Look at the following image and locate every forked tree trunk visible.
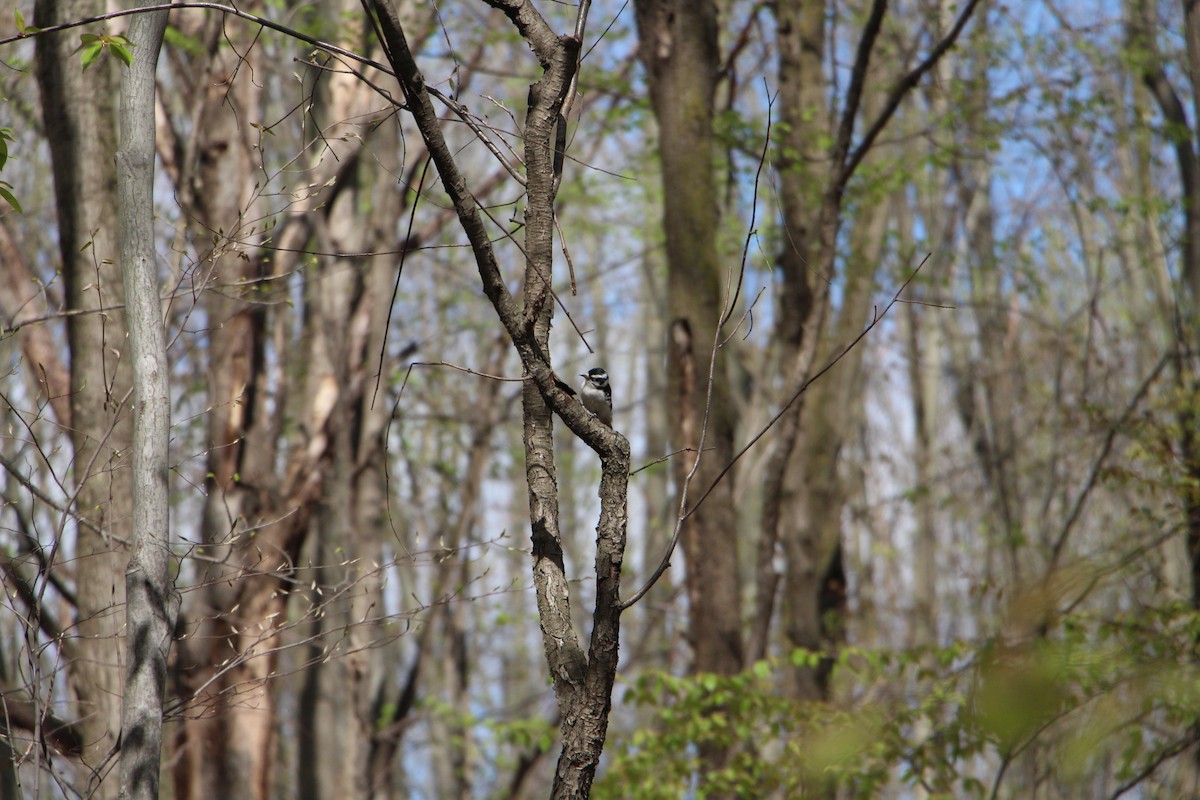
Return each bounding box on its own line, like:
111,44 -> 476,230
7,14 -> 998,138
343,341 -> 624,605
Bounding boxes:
757,0 -> 840,700
760,0 -> 981,705
370,4 -> 632,796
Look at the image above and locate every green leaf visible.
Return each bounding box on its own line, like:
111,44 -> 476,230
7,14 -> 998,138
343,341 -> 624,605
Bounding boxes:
0,184 -> 23,214
110,42 -> 134,67
80,42 -> 104,71
73,33 -> 136,69
13,9 -> 42,35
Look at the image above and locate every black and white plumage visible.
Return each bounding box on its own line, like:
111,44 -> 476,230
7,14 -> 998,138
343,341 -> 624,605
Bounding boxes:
579,367 -> 613,427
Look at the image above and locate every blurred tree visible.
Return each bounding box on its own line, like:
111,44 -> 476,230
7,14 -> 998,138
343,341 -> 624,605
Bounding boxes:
32,2 -> 131,795
633,0 -> 745,681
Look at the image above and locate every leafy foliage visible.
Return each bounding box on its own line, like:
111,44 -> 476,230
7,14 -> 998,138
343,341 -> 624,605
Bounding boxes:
74,32 -> 135,70
0,126 -> 20,213
597,600 -> 1200,799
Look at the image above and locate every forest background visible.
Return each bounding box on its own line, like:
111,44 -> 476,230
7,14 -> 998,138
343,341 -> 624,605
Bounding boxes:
0,0 -> 1198,798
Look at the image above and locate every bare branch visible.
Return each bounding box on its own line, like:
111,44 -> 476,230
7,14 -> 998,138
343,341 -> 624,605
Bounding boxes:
0,3 -> 393,77
831,0 -> 888,179
428,86 -> 528,186
840,0 -> 986,186
1048,353 -> 1170,570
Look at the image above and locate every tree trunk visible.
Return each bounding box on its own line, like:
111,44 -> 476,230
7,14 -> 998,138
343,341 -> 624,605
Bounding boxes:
116,5 -> 173,799
0,220 -> 72,428
292,10 -> 395,797
634,0 -> 745,680
755,0 -> 840,698
170,11 -> 279,798
906,299 -> 941,646
1130,0 -> 1200,770
34,3 -> 132,794
778,199 -> 883,699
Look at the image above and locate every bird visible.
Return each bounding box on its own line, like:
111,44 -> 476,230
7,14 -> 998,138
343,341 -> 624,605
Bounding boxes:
579,367 -> 613,427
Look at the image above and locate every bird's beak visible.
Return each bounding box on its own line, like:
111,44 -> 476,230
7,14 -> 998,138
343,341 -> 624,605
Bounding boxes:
579,373 -> 587,379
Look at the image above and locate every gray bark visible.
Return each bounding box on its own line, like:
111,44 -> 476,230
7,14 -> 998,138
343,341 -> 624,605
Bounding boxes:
116,5 -> 173,800
34,3 -> 132,794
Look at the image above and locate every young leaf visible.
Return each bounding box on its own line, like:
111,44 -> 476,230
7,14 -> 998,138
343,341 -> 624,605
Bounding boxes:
111,42 -> 134,67
80,41 -> 104,71
0,183 -> 23,214
12,10 -> 39,35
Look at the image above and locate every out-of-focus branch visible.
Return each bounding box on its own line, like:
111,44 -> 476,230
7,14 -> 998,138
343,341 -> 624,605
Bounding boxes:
839,0 -> 985,189
0,555 -> 67,645
0,691 -> 84,757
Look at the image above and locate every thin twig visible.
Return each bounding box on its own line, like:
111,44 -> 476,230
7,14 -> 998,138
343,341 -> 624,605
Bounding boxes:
684,254 -> 930,523
392,359 -> 530,439
1108,731 -> 1200,799
1048,352 -> 1170,570
629,446 -> 710,477
553,212 -> 578,295
0,3 -> 393,76
472,194 -> 594,353
373,155 -> 432,410
720,84 -> 775,328
428,86 -> 527,187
